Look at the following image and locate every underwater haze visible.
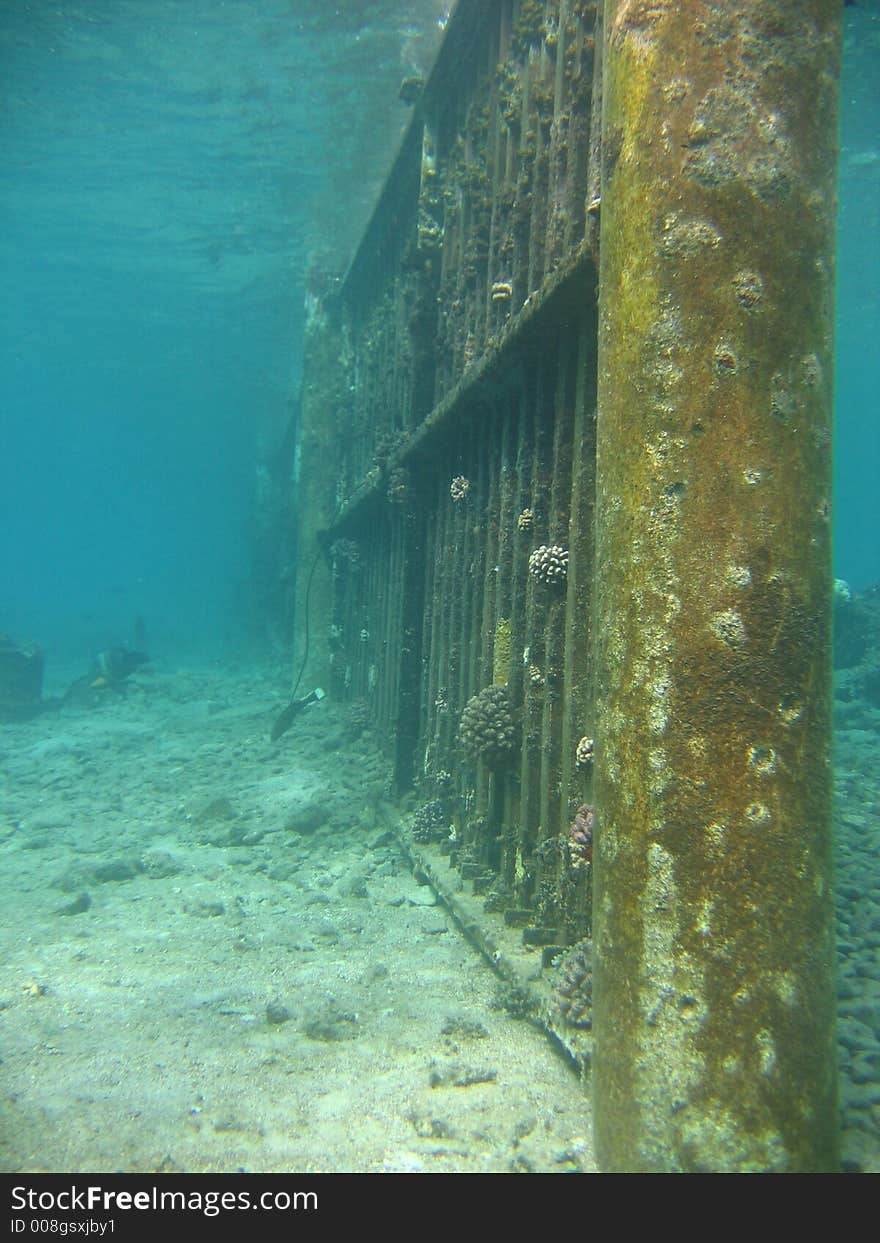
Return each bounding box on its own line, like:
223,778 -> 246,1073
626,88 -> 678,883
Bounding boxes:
0,0 -> 448,667
0,2 -> 877,664
836,2 -> 880,591
0,0 -> 878,1180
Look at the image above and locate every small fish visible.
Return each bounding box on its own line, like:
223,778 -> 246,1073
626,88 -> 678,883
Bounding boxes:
63,647 -> 150,704
270,687 -> 325,742
92,646 -> 149,684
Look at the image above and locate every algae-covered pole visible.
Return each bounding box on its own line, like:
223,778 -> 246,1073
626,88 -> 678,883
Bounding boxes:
592,0 -> 842,1171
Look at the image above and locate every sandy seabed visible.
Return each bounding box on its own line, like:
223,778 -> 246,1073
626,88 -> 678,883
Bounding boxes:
3,654 -> 879,1174
0,661 -> 595,1174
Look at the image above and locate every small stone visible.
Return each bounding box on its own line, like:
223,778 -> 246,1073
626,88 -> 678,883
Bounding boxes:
92,859 -> 139,883
183,897 -> 226,918
58,891 -> 91,916
284,798 -> 328,835
195,796 -> 236,823
140,849 -> 182,879
411,1115 -> 453,1139
428,1060 -> 497,1088
440,1017 -> 489,1042
403,884 -> 437,908
266,1001 -> 292,1025
302,1002 -> 360,1042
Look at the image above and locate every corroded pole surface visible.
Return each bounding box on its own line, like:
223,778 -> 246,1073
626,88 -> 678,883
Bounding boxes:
593,0 -> 841,1171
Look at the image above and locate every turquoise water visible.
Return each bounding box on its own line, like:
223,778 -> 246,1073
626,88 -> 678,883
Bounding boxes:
835,3 -> 880,590
0,0 -> 447,662
0,0 -> 877,1174
1,2 -> 875,646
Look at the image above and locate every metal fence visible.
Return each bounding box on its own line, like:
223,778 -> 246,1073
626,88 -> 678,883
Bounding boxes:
293,0 -> 842,1169
296,1 -> 602,951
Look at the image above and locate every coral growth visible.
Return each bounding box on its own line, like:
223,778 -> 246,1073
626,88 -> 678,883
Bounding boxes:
450,475 -> 470,502
458,684 -> 517,766
492,618 -> 511,685
575,735 -> 594,769
528,544 -> 569,585
552,939 -> 593,1030
411,799 -> 449,844
386,467 -> 408,505
567,804 -> 594,871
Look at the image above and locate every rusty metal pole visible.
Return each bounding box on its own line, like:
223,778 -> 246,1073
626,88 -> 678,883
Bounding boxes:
592,0 -> 842,1171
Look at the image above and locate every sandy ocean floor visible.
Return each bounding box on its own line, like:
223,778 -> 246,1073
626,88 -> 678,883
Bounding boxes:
0,661 -> 595,1174
833,699 -> 880,1173
2,654 -> 879,1173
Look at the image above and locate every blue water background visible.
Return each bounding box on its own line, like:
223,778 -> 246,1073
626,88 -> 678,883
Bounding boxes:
0,0 -> 446,670
836,5 -> 880,592
0,1 -> 876,672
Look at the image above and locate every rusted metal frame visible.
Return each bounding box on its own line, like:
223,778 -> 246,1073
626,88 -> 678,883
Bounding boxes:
510,23 -> 534,311
418,478 -> 441,780
430,470 -> 453,770
463,416 -> 486,719
381,517 -> 398,725
377,518 -> 396,730
492,399 -> 519,876
494,408 -> 517,690
388,290 -> 401,439
555,314 -> 597,939
389,510 -> 407,736
330,250 -> 597,567
385,516 -> 402,729
474,16 -> 501,358
428,469 -> 452,774
460,421 -> 486,854
387,514 -> 405,735
370,525 -> 389,710
550,324 -> 581,821
593,0 -> 840,1171
544,0 -> 571,273
478,426 -> 499,696
562,303 -> 598,810
475,412 -> 505,870
331,535 -> 349,701
343,535 -> 361,702
516,359 -> 551,903
430,99 -> 453,399
446,426 -> 469,766
397,279 -> 413,433
353,537 -> 368,702
342,117 -> 422,303
568,2 -> 597,256
464,102 -> 489,378
536,334 -> 574,894
395,286 -> 408,436
360,529 -> 378,704
437,442 -> 462,807
395,502 -> 429,790
501,368 -> 533,890
526,43 -> 551,296
359,317 -> 377,484
486,47 -> 508,345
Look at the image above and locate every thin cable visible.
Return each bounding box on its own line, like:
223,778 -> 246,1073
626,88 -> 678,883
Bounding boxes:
289,542 -> 321,701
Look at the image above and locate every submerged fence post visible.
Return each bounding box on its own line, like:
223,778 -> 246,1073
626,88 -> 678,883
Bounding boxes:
592,0 -> 842,1171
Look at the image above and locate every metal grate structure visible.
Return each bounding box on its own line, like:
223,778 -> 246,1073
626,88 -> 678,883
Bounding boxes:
290,0 -> 842,1171
296,0 -> 601,946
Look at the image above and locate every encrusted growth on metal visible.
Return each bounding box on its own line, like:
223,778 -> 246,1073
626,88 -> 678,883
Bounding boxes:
593,0 -> 841,1172
290,0 -> 842,1174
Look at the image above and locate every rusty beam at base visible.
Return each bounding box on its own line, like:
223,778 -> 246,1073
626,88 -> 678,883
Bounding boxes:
393,823 -> 592,1081
592,0 -> 841,1171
